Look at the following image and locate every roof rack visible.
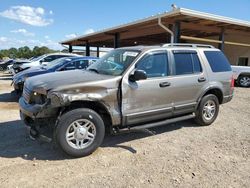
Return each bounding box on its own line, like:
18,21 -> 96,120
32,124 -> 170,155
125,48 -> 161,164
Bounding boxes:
162,43 -> 215,48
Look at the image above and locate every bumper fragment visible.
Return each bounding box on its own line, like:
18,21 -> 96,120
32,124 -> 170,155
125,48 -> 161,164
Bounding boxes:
19,97 -> 43,118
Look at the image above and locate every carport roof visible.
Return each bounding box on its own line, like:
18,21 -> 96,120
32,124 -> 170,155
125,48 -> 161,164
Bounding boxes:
60,8 -> 250,47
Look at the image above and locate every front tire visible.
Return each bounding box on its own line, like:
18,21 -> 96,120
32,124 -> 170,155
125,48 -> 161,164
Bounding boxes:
194,94 -> 219,126
55,108 -> 105,157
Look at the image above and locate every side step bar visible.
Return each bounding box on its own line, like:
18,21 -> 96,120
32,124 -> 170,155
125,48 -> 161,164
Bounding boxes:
116,113 -> 195,134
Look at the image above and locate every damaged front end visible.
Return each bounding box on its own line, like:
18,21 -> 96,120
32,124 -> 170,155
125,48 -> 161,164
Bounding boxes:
19,86 -> 59,141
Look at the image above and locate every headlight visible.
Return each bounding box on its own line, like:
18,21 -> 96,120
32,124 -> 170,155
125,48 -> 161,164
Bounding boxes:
30,92 -> 47,104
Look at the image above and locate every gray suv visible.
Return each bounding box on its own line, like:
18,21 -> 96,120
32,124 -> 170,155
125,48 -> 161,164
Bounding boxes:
19,44 -> 234,157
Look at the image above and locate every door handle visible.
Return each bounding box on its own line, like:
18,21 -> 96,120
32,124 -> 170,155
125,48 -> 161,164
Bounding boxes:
159,82 -> 171,87
198,77 -> 206,82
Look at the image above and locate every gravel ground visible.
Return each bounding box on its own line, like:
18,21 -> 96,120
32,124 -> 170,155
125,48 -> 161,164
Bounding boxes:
0,72 -> 249,188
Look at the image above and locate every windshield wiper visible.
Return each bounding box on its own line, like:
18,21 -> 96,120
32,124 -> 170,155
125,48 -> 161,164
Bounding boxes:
88,68 -> 99,74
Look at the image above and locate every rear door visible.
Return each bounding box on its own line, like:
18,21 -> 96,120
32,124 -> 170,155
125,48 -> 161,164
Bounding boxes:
169,50 -> 208,115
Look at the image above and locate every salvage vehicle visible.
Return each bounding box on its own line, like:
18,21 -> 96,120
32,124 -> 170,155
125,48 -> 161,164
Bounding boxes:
12,56 -> 98,93
18,53 -> 80,72
0,59 -> 14,71
19,44 -> 234,157
11,59 -> 32,74
231,65 -> 250,87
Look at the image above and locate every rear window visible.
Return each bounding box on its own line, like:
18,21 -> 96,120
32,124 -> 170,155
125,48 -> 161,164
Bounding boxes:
204,51 -> 231,72
173,52 -> 202,75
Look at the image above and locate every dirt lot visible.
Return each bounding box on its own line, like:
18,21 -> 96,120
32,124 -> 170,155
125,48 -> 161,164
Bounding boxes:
0,72 -> 249,188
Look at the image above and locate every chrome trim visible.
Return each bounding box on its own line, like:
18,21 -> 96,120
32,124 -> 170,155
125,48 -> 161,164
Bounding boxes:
127,106 -> 172,118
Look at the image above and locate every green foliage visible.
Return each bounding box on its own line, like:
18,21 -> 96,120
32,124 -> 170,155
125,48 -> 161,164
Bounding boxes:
0,46 -> 58,59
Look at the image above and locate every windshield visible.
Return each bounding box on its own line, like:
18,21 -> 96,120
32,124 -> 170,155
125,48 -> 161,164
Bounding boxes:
45,57 -> 71,69
87,49 -> 140,76
31,54 -> 47,62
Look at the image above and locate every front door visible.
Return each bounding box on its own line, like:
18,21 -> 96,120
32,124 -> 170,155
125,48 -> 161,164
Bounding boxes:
121,50 -> 174,125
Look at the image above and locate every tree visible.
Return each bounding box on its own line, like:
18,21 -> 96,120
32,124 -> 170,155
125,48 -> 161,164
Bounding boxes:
8,48 -> 18,59
0,46 -> 57,60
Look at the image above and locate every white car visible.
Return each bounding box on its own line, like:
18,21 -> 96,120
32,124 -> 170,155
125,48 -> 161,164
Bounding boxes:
232,65 -> 250,87
7,64 -> 14,74
19,53 -> 80,71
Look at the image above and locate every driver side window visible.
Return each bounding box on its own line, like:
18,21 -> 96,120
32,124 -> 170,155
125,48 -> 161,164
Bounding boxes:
63,61 -> 76,70
136,52 -> 168,78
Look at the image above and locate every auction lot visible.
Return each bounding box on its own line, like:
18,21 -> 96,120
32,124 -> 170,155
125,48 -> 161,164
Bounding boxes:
0,71 -> 249,188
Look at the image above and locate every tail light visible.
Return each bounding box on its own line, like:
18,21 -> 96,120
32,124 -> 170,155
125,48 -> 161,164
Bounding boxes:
230,76 -> 235,88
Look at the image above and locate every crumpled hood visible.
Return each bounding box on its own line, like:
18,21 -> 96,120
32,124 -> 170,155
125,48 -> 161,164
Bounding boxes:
25,70 -> 120,93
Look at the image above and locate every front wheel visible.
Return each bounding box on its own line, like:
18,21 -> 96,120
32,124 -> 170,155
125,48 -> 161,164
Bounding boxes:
194,94 -> 219,126
55,108 -> 105,157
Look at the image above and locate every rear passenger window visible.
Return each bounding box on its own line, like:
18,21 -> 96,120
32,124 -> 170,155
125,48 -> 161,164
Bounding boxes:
204,51 -> 231,72
192,54 -> 202,73
173,52 -> 202,75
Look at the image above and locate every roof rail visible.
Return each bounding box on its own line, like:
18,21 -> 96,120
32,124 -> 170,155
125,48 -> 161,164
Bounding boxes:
162,43 -> 215,48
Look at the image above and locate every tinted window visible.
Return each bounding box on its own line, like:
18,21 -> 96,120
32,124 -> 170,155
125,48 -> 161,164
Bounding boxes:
173,53 -> 202,75
77,60 -> 89,69
204,51 -> 231,72
43,55 -> 58,62
174,53 -> 193,75
192,54 -> 202,73
136,52 -> 168,78
64,61 -> 76,70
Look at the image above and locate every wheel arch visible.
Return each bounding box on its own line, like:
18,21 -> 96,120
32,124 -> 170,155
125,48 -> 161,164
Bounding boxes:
60,100 -> 113,132
239,72 -> 250,77
198,87 -> 223,105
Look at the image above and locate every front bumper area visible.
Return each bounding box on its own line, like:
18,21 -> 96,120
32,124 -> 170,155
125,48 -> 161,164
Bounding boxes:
19,96 -> 44,119
19,97 -> 57,142
19,96 -> 58,119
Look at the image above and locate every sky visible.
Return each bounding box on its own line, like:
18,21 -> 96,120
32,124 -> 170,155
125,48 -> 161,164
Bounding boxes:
0,0 -> 250,50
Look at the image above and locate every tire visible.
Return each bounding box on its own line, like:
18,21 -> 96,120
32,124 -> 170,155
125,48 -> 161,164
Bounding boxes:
0,66 -> 3,71
55,108 -> 105,157
238,75 -> 250,87
194,94 -> 219,126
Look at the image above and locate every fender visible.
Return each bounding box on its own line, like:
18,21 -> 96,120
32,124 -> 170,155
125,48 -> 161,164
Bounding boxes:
196,85 -> 223,108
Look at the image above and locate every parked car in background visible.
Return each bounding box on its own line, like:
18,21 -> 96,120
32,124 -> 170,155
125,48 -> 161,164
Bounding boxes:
18,53 -> 80,72
232,65 -> 250,87
19,44 -> 234,157
12,59 -> 32,74
13,56 -> 98,92
0,59 -> 14,71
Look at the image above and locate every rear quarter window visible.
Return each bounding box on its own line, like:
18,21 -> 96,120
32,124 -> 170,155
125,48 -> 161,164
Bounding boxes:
204,51 -> 231,72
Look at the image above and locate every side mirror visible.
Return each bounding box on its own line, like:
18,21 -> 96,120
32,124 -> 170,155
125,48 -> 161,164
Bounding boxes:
129,70 -> 147,82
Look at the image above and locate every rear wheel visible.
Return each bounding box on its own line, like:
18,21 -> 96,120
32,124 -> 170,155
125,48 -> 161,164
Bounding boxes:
55,108 -> 105,157
194,94 -> 219,126
238,75 -> 250,87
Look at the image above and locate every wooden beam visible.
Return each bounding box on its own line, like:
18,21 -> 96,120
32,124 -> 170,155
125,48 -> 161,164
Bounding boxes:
181,35 -> 250,47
